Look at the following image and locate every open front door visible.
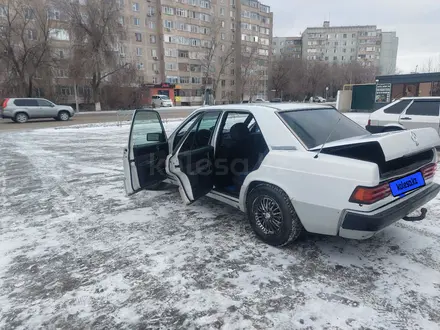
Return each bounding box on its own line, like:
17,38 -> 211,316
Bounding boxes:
168,110 -> 222,204
123,110 -> 169,196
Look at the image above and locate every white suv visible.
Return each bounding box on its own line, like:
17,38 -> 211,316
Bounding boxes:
366,97 -> 440,134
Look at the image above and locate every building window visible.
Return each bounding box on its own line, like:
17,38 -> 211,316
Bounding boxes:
137,62 -> 144,70
333,56 -> 337,61
48,8 -> 61,20
27,29 -> 37,40
151,49 -> 157,57
49,28 -> 69,41
191,77 -> 201,84
150,35 -> 156,43
180,76 -> 190,84
220,7 -> 225,15
135,32 -> 142,42
152,77 -> 158,84
147,20 -> 155,29
132,2 -> 139,11
165,63 -> 177,71
136,47 -> 142,56
133,17 -> 140,25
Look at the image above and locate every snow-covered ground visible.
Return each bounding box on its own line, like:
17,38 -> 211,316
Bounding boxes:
1,113 -> 440,329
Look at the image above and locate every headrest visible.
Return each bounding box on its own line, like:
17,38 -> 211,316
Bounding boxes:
230,123 -> 250,141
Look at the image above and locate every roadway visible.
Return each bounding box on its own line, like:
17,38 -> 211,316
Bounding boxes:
0,107 -> 199,132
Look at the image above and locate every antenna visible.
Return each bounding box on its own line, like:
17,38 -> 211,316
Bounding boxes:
314,117 -> 341,159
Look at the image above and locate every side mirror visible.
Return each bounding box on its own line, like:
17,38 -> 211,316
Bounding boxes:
147,132 -> 163,142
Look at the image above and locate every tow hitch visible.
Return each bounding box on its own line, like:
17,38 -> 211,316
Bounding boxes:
403,208 -> 427,222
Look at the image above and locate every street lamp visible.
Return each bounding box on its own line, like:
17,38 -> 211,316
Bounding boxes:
325,86 -> 329,100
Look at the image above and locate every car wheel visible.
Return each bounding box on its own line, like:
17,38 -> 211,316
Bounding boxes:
14,112 -> 28,123
246,183 -> 303,247
58,111 -> 70,121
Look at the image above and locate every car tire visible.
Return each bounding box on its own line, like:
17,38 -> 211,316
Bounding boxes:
57,111 -> 70,121
246,183 -> 303,247
14,112 -> 28,123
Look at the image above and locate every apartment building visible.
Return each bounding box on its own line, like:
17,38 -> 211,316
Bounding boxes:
301,21 -> 398,75
74,0 -> 273,104
237,0 -> 273,101
272,37 -> 302,59
273,21 -> 398,75
0,0 -> 272,105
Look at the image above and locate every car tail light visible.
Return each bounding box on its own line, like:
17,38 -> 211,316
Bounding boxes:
421,163 -> 437,180
367,119 -> 371,126
349,183 -> 391,205
1,98 -> 9,108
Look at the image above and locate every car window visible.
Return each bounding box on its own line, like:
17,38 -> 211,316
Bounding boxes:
37,99 -> 53,107
173,113 -> 203,151
223,113 -> 249,130
130,111 -> 165,148
279,108 -> 369,149
14,99 -> 38,107
180,111 -> 222,152
383,100 -> 412,114
405,101 -> 440,116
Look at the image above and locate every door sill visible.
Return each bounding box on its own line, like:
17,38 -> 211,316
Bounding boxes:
210,189 -> 240,202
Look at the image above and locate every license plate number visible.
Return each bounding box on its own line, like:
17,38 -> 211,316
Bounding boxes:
389,172 -> 425,197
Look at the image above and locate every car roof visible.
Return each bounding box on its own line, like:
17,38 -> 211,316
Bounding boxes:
399,96 -> 440,100
199,102 -> 334,113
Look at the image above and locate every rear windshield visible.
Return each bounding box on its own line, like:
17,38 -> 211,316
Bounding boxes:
279,108 -> 369,149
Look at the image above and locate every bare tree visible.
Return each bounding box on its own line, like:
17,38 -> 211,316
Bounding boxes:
199,19 -> 235,104
0,0 -> 53,97
270,55 -> 295,99
420,55 -> 440,73
240,46 -> 261,101
61,0 -> 129,110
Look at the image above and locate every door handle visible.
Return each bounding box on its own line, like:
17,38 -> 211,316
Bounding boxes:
400,117 -> 412,120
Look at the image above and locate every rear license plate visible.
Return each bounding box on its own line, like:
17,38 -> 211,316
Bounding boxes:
389,171 -> 425,197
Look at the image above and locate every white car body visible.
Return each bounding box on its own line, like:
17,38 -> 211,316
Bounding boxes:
152,95 -> 173,108
366,96 -> 440,134
123,104 -> 440,246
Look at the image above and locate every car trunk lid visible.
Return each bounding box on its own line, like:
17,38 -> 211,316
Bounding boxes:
310,128 -> 439,180
311,128 -> 440,161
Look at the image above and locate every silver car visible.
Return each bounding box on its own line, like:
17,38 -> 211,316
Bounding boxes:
0,98 -> 75,123
151,95 -> 173,108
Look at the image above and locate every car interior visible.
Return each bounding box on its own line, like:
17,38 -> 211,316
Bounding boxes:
213,112 -> 269,197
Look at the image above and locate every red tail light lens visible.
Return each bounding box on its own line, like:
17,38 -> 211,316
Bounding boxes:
421,163 -> 437,180
349,183 -> 391,204
367,119 -> 371,126
2,98 -> 9,108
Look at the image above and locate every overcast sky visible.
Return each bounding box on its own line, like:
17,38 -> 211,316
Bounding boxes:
265,0 -> 440,73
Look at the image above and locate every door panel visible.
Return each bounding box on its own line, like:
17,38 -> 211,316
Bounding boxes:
177,146 -> 214,200
168,111 -> 222,203
123,110 -> 168,196
399,100 -> 440,132
37,99 -> 56,117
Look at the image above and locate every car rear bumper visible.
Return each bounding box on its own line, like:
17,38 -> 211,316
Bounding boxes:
365,125 -> 384,133
340,183 -> 440,233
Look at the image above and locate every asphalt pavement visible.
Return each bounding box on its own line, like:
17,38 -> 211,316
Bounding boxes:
0,107 -> 198,132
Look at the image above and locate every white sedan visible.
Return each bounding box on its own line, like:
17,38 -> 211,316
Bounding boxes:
123,104 -> 440,246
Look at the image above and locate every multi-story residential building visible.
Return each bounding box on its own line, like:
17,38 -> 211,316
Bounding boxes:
237,0 -> 273,101
0,0 -> 273,106
301,21 -> 398,75
272,37 -> 302,59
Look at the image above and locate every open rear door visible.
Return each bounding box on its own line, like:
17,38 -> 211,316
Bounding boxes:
123,110 -> 169,196
168,111 -> 222,204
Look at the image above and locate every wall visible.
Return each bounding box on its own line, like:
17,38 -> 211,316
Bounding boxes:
336,90 -> 352,112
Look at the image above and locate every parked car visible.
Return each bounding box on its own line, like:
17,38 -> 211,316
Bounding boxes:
366,97 -> 440,134
0,98 -> 75,123
253,98 -> 269,103
314,96 -> 327,103
151,95 -> 173,108
123,104 -> 440,247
